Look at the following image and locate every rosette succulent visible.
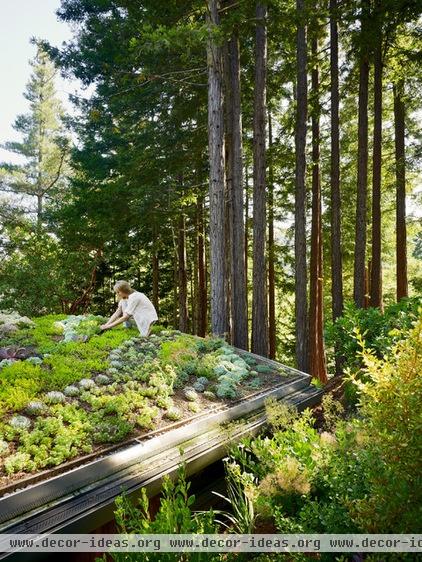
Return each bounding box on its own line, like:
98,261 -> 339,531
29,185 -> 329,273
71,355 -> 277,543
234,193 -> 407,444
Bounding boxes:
26,356 -> 43,366
10,415 -> 31,430
25,401 -> 47,415
79,378 -> 96,390
45,391 -> 66,404
165,407 -> 182,421
0,439 -> 9,457
64,385 -> 80,397
183,387 -> 198,402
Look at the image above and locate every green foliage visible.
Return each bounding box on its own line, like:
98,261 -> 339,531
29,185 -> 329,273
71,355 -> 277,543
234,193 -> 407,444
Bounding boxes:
103,464 -> 218,562
91,415 -> 133,444
325,297 -> 422,371
346,314 -> 422,532
320,394 -> 345,432
210,459 -> 258,534
210,318 -> 422,537
4,404 -> 93,474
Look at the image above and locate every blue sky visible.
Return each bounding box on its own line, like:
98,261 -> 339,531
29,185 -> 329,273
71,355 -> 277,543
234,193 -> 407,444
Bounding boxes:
0,0 -> 78,163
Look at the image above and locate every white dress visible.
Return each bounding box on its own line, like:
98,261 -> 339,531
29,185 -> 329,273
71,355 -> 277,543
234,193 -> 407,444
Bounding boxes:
120,291 -> 158,336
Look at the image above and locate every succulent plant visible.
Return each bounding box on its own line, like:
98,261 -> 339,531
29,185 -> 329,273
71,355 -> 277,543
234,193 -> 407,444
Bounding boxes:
0,439 -> 9,457
64,385 -> 80,397
256,364 -> 272,374
156,396 -> 173,410
203,390 -> 217,401
79,378 -> 96,389
26,356 -> 43,366
247,377 -> 262,389
196,376 -> 209,387
188,402 -> 201,413
0,359 -> 15,369
95,374 -> 110,385
165,407 -> 182,421
0,346 -> 35,361
45,391 -> 66,404
10,415 -> 31,430
110,360 -> 123,368
193,382 -> 205,393
25,401 -> 47,415
184,388 -> 198,402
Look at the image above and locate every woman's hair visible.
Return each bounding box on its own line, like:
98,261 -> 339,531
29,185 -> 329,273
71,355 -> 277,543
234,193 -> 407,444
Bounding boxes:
113,280 -> 133,295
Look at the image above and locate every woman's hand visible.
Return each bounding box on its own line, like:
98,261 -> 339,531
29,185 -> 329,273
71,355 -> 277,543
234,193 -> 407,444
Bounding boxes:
100,323 -> 110,331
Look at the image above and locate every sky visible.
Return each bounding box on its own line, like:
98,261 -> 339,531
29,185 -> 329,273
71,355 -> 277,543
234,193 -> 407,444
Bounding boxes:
0,0 -> 79,164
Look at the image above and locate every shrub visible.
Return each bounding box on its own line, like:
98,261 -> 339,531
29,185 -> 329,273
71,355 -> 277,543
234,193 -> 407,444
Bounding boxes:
325,297 -> 422,371
102,464 -> 218,562
346,314 -> 422,532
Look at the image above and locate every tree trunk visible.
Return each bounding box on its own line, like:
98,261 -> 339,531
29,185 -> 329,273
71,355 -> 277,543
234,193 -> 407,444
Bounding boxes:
245,163 -> 249,294
353,0 -> 370,309
207,0 -> 227,337
295,0 -> 308,372
228,30 -> 248,350
370,2 -> 383,310
192,214 -> 199,334
394,80 -> 408,301
223,38 -> 233,342
197,195 -> 207,336
152,223 -> 159,316
252,2 -> 268,357
329,0 -> 344,375
329,6 -> 342,307
309,34 -> 328,384
178,213 -> 189,332
268,111 -> 276,359
173,255 -> 178,329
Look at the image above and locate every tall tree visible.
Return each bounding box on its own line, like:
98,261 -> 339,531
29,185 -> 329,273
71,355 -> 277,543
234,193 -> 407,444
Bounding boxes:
295,0 -> 308,371
228,27 -> 248,350
207,0 -> 227,336
309,30 -> 327,383
394,79 -> 408,301
353,0 -> 371,308
177,212 -> 189,332
0,43 -> 68,226
370,0 -> 383,309
329,3 -> 343,312
268,111 -> 276,359
252,2 -> 269,357
329,0 -> 344,375
196,194 -> 207,336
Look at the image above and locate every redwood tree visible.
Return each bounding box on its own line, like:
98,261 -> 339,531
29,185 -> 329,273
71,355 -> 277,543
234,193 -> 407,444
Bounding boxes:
353,0 -> 370,309
370,0 -> 383,309
295,0 -> 309,371
207,0 -> 227,336
394,79 -> 408,301
309,30 -> 327,384
252,2 -> 269,356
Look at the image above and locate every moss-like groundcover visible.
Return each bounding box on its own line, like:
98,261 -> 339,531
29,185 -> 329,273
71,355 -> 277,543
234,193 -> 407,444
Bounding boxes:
0,313 -> 288,482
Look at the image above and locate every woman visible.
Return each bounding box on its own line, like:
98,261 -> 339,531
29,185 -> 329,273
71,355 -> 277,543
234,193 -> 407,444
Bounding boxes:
100,281 -> 158,336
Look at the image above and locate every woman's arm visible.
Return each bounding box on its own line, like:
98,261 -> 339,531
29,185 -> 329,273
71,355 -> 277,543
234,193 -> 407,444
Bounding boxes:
101,313 -> 130,330
101,303 -> 123,330
108,303 -> 123,323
